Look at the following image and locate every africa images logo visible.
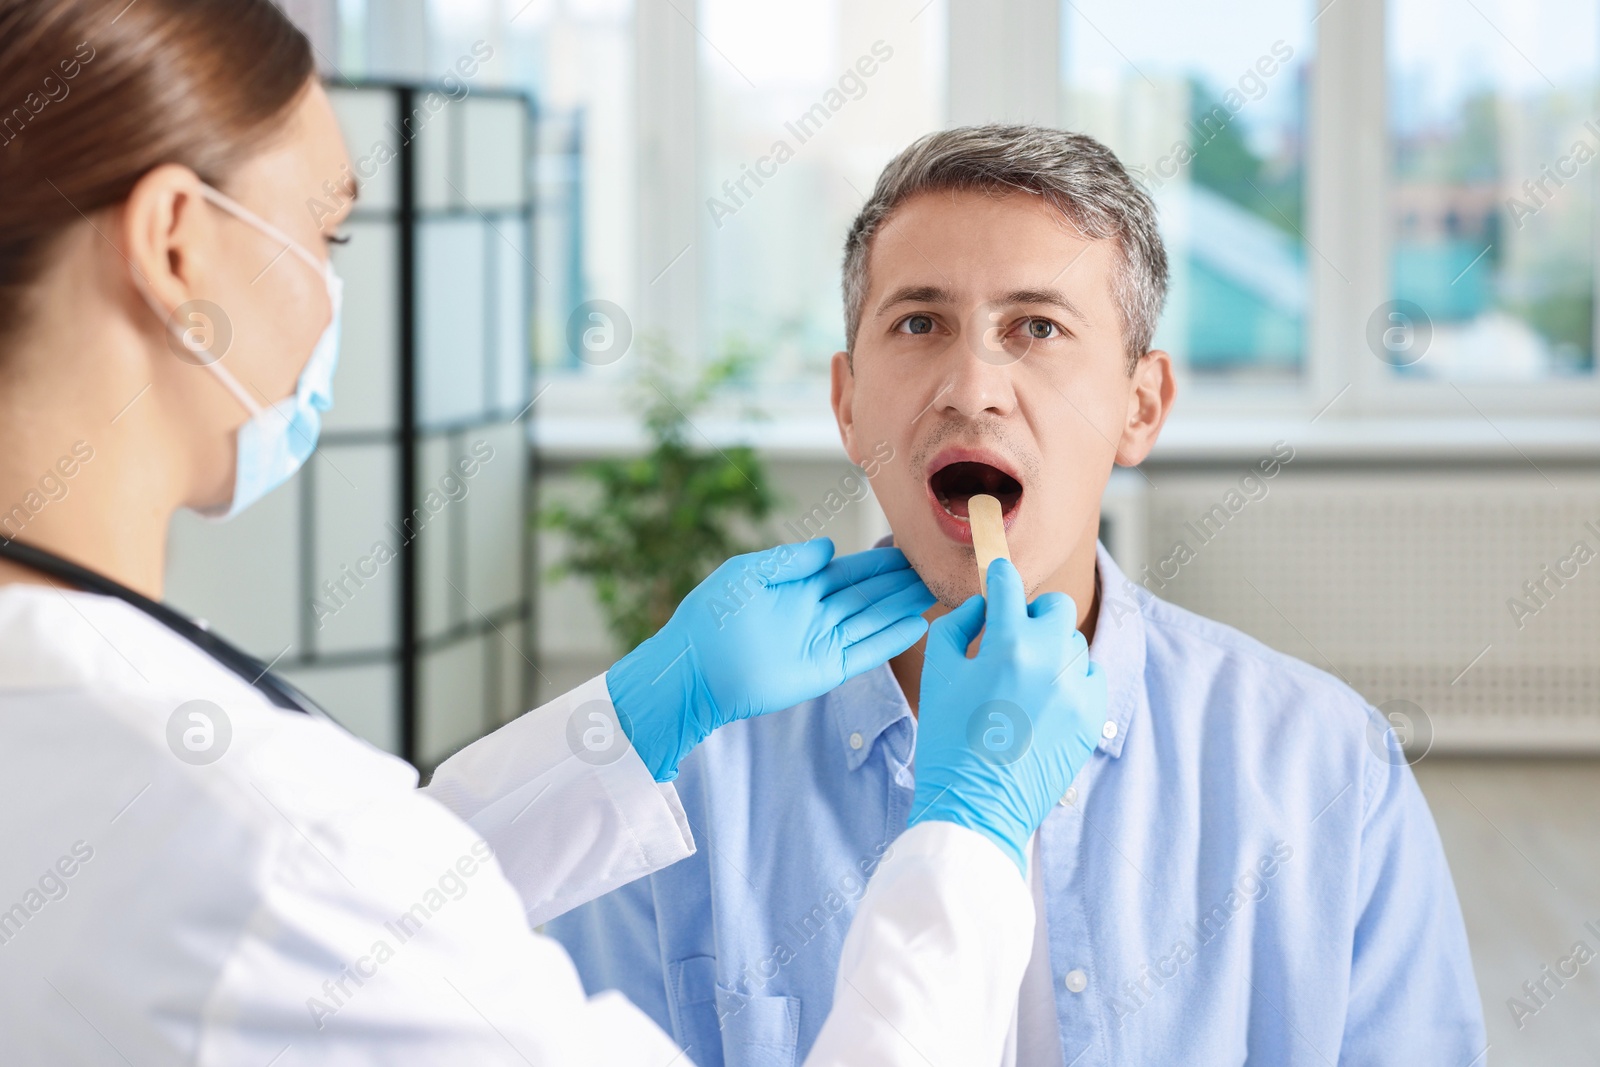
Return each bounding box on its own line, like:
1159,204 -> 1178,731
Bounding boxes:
166,700 -> 232,766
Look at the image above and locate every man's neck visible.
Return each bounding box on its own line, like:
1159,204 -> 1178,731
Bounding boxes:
890,545 -> 1102,716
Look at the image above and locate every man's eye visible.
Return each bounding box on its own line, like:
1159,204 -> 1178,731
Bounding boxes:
325,232 -> 352,246
1025,318 -> 1060,340
897,314 -> 935,335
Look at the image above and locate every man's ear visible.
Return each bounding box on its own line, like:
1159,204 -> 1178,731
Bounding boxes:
830,349 -> 860,462
1115,349 -> 1176,467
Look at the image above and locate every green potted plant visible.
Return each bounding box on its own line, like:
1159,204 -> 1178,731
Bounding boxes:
541,341 -> 775,652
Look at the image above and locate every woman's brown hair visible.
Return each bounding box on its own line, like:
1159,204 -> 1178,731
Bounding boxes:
0,0 -> 314,338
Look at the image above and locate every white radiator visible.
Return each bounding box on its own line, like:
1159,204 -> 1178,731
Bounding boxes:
1105,468 -> 1600,753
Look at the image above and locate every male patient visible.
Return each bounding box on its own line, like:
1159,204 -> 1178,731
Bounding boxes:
547,125 -> 1486,1065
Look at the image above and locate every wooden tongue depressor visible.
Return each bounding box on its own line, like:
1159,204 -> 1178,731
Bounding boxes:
969,493 -> 1010,597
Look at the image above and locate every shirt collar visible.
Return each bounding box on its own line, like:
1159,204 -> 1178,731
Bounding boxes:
835,539 -> 1151,766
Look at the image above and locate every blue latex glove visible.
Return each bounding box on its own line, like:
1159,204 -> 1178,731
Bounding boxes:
608,539 -> 935,781
909,558 -> 1107,875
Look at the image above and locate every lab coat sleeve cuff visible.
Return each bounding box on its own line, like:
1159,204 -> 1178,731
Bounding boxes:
423,674 -> 696,927
805,820 -> 1034,1067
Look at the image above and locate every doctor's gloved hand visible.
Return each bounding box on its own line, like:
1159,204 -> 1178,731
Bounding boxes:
908,558 -> 1107,876
606,539 -> 935,782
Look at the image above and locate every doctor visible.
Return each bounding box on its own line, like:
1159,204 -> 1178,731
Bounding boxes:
0,0 -> 1111,1064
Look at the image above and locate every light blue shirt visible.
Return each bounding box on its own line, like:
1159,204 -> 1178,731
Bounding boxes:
548,544 -> 1486,1065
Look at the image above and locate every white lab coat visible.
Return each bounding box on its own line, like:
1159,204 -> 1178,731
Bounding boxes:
0,583 -> 1034,1065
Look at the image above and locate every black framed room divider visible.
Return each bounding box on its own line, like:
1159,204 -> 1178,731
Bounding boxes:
164,81 -> 538,770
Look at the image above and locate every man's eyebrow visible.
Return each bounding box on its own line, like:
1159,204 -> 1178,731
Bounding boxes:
873,284 -> 1089,324
341,174 -> 360,204
999,288 -> 1088,323
874,284 -> 955,317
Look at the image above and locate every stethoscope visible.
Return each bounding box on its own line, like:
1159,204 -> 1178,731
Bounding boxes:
0,536 -> 329,719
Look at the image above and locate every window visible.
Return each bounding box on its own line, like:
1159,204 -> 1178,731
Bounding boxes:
698,0 -> 947,386
342,0 -> 638,373
336,0 -> 1600,415
1060,0 -> 1314,382
1386,0 -> 1598,380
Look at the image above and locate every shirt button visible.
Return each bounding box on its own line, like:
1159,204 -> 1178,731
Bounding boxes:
1101,721 -> 1118,740
1058,786 -> 1078,807
1064,969 -> 1088,993
849,732 -> 864,750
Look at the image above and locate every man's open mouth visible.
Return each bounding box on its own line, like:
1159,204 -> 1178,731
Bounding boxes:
927,454 -> 1024,522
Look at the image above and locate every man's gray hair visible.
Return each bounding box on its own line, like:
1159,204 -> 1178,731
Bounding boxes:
841,124 -> 1168,371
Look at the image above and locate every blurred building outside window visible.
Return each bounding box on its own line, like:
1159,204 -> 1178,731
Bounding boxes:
1387,0 -> 1597,382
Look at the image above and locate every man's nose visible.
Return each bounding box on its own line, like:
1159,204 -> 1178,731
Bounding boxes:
937,313 -> 1022,420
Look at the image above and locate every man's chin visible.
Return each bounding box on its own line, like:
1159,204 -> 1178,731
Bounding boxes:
924,574 -> 980,608
893,536 -> 981,607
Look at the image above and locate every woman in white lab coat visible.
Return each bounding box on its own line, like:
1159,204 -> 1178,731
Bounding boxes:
0,1 -> 1108,1063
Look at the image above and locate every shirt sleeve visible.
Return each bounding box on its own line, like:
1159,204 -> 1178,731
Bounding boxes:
1339,728 -> 1487,1064
201,764 -> 697,1067
805,821 -> 1035,1067
423,674 -> 696,926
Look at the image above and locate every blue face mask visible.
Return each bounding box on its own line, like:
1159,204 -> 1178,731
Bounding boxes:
138,183 -> 343,520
